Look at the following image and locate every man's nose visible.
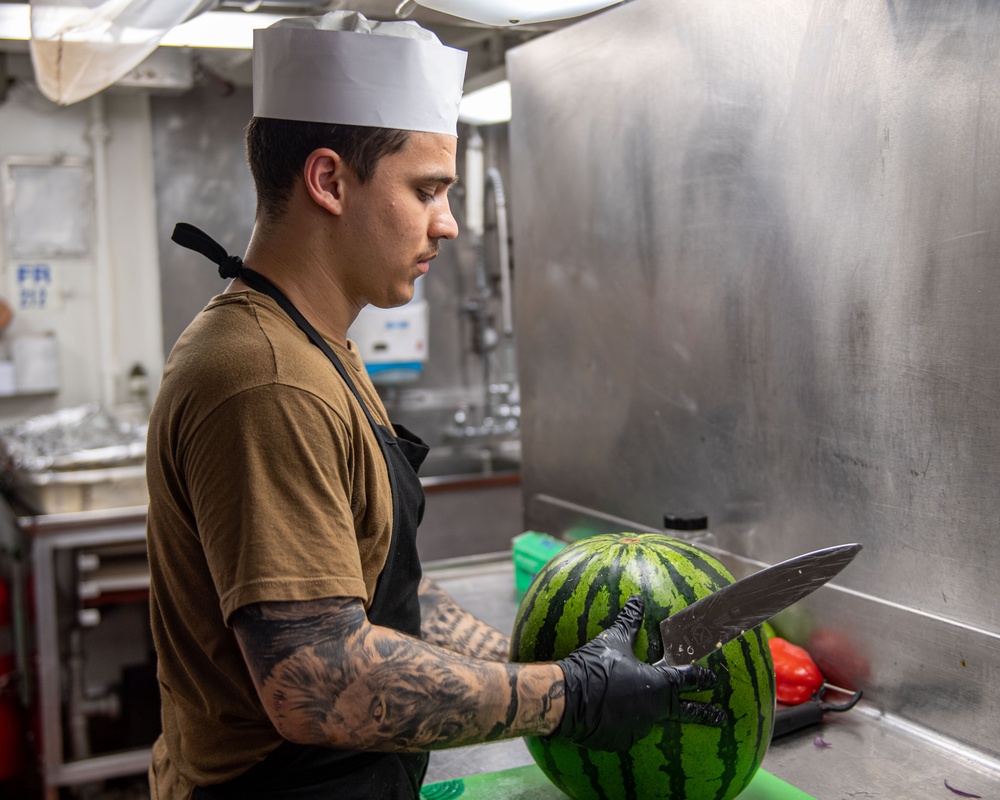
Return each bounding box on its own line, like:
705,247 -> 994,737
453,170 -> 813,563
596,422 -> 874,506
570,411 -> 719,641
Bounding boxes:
431,197 -> 459,241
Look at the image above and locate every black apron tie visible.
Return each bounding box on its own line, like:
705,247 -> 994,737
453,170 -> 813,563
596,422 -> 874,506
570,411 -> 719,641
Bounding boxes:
171,222 -> 245,279
173,223 -> 430,799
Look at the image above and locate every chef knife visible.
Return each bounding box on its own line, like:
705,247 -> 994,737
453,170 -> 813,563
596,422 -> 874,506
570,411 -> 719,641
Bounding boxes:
656,542 -> 862,667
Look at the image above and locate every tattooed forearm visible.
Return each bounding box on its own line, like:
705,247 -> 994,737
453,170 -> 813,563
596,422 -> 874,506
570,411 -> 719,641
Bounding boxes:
232,597 -> 564,752
418,578 -> 511,662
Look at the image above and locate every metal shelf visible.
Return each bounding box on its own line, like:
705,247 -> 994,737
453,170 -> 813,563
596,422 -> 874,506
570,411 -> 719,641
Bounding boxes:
21,506 -> 150,799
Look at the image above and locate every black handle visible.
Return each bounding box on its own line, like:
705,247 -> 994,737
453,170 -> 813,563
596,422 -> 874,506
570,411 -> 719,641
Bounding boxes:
771,686 -> 863,739
772,700 -> 826,738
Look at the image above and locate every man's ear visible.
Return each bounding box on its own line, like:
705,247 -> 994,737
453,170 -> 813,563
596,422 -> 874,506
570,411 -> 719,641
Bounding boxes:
303,148 -> 348,215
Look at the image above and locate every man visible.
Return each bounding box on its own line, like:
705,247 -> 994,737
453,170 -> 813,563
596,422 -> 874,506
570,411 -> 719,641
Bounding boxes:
146,12 -> 726,800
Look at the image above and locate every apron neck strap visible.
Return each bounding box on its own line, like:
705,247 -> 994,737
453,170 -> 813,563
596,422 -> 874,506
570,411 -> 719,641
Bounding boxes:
171,222 -> 245,280
170,222 -> 387,441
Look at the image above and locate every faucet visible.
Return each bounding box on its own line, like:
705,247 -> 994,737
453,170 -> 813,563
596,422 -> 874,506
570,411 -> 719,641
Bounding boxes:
449,127 -> 520,443
448,382 -> 520,441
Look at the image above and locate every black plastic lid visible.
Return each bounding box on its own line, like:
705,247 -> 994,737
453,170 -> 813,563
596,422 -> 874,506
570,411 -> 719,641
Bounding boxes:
663,513 -> 708,531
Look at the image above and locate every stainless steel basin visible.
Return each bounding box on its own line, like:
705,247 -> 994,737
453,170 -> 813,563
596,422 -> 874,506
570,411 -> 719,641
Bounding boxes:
418,451 -> 520,480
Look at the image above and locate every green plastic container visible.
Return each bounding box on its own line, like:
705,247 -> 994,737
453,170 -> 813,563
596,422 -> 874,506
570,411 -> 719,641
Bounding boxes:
512,531 -> 568,598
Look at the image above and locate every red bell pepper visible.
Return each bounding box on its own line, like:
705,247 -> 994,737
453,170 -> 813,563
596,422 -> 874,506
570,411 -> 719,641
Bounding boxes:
769,637 -> 824,705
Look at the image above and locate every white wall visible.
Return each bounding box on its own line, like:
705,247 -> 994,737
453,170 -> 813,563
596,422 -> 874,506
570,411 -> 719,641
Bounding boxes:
0,68 -> 163,428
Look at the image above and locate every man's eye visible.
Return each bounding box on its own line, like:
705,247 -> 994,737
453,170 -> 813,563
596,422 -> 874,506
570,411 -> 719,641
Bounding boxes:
417,189 -> 433,202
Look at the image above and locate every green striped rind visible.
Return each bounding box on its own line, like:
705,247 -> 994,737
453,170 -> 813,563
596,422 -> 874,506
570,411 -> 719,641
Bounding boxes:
511,533 -> 776,800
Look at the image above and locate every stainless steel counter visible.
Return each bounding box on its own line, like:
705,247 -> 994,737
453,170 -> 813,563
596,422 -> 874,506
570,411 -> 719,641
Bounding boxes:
18,509 -> 998,799
425,556 -> 1000,799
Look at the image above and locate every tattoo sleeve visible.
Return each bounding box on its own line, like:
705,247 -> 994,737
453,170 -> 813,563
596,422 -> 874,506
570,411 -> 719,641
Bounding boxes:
417,577 -> 511,662
231,596 -> 565,752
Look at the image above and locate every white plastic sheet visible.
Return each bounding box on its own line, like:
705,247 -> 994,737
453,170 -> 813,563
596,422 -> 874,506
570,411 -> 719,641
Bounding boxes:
29,0 -> 217,105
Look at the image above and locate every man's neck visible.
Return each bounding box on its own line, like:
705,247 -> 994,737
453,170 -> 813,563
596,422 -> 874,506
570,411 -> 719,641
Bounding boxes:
236,220 -> 360,346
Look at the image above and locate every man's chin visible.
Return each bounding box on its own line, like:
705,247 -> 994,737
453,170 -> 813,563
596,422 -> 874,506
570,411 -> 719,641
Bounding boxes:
373,290 -> 415,310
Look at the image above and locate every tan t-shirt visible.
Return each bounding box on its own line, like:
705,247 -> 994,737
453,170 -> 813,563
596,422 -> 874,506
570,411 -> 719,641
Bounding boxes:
146,290 -> 394,799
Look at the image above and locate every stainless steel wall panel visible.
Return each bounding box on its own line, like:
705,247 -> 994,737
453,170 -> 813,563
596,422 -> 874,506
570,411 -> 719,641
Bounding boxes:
509,0 -> 1000,757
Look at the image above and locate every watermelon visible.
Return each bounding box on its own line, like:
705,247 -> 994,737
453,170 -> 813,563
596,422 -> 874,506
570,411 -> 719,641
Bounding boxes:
510,532 -> 775,800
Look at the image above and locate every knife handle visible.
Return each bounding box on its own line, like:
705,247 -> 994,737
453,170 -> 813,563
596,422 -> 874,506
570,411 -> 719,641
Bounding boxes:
771,687 -> 863,739
771,700 -> 826,738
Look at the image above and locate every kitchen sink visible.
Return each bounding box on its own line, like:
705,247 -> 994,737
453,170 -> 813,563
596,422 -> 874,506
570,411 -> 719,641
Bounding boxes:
418,451 -> 520,480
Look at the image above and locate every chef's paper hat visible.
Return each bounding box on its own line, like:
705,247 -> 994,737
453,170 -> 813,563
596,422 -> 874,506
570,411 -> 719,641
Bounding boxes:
253,11 -> 468,136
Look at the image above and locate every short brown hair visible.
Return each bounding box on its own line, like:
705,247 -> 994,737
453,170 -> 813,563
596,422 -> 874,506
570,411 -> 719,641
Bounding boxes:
245,117 -> 410,222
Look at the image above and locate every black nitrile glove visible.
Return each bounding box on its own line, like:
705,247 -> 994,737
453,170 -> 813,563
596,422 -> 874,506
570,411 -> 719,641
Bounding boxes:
555,595 -> 727,751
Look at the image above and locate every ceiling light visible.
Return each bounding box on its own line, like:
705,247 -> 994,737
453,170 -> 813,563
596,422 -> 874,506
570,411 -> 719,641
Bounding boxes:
459,79 -> 510,125
0,4 -> 30,41
413,0 -> 624,26
0,4 -> 286,50
160,10 -> 286,49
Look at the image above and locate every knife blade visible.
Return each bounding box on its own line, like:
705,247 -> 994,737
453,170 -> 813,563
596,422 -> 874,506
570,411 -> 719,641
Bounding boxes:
656,542 -> 862,667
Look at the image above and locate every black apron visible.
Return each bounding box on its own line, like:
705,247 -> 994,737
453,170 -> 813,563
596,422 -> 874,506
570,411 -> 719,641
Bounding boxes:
172,224 -> 430,800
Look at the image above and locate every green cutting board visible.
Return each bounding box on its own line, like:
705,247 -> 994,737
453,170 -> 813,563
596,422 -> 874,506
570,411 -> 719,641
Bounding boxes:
421,763 -> 817,800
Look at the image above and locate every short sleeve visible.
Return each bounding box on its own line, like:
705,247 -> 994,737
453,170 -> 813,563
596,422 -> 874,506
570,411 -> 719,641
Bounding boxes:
183,383 -> 369,622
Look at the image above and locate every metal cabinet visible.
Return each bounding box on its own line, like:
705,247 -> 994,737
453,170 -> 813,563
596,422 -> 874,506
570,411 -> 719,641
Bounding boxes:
22,506 -> 152,800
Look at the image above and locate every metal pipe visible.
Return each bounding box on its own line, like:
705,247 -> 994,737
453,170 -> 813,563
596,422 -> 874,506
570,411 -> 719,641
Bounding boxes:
464,126 -> 495,419
465,127 -> 485,239
87,93 -> 119,408
67,629 -> 90,760
486,166 -> 513,337
485,166 -> 516,386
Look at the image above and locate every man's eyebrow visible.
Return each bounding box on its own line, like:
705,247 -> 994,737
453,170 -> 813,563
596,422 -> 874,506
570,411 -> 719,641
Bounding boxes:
420,172 -> 459,187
